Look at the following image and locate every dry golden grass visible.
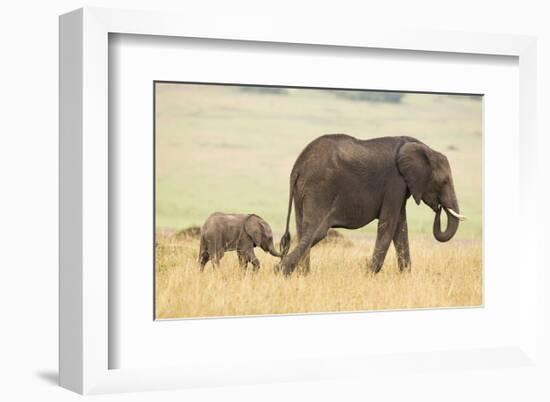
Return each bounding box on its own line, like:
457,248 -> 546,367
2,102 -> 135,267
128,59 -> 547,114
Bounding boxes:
155,232 -> 482,319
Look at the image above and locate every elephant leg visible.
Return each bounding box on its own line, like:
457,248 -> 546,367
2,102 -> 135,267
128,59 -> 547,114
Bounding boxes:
369,207 -> 402,274
237,251 -> 248,270
295,203 -> 311,275
207,235 -> 224,269
198,252 -> 209,271
393,203 -> 411,272
369,222 -> 397,273
248,250 -> 260,272
198,237 -> 210,271
282,207 -> 332,276
211,249 -> 224,269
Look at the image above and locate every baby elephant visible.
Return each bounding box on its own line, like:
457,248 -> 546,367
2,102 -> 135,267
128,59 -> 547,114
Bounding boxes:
198,212 -> 281,271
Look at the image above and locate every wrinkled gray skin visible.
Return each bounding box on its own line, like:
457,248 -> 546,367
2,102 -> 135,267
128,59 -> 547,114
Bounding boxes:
199,212 -> 281,271
279,134 -> 461,276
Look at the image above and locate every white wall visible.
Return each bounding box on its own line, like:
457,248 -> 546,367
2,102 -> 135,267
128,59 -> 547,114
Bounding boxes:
1,1 -> 548,401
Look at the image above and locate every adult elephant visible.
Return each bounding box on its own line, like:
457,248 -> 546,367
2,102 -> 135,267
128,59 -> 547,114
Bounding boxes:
278,134 -> 465,275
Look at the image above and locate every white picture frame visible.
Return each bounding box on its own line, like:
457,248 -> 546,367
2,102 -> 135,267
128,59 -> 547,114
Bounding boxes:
59,7 -> 545,395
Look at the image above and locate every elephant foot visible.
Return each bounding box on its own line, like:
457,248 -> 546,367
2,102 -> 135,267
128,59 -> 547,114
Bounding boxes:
278,258 -> 297,277
398,263 -> 412,273
367,259 -> 382,274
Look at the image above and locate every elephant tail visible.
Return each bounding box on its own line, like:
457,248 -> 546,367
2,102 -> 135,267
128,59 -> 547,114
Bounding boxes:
279,172 -> 298,257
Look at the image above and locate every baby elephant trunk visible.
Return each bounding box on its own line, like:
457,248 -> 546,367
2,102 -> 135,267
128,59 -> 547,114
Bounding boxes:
267,241 -> 282,258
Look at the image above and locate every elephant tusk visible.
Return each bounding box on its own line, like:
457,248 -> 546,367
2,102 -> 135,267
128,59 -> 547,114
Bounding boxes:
446,207 -> 466,221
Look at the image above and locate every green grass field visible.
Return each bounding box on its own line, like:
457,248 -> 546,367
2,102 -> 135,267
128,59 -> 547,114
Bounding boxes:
155,83 -> 482,239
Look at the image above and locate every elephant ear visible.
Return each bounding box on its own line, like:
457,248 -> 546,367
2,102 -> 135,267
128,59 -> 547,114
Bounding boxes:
396,142 -> 434,205
244,214 -> 265,247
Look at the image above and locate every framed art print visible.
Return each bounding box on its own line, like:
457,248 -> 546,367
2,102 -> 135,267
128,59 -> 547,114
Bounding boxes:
59,7 -> 546,396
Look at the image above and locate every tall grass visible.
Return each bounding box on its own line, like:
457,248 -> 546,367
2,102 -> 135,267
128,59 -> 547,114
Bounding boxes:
155,232 -> 482,319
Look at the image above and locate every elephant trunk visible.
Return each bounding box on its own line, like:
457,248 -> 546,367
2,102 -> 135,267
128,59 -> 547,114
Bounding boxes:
433,205 -> 460,242
267,241 -> 282,258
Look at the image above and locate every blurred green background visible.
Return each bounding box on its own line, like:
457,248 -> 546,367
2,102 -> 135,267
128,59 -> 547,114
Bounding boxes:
155,83 -> 482,238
